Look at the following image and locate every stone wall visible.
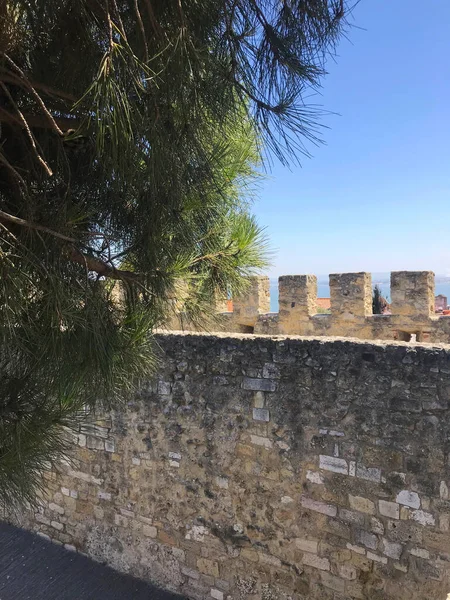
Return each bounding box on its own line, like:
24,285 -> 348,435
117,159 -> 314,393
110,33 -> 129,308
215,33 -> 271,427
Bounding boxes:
19,332 -> 450,600
174,272 -> 450,343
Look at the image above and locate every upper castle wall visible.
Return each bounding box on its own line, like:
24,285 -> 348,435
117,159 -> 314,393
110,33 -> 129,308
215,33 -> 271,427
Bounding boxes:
203,271 -> 450,343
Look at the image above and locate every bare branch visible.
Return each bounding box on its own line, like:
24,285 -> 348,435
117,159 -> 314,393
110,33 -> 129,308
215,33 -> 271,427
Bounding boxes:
0,53 -> 64,136
0,82 -> 53,176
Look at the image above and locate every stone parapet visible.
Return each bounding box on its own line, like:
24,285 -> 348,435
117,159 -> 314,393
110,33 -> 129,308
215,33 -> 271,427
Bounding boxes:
17,332 -> 450,600
167,270 -> 450,343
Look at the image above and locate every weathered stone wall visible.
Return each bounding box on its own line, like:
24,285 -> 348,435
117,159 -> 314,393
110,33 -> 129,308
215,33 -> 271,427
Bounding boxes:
19,332 -> 450,600
173,271 -> 450,343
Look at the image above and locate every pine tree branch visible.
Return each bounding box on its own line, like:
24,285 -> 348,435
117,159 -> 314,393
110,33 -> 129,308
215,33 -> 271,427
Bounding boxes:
0,210 -> 142,282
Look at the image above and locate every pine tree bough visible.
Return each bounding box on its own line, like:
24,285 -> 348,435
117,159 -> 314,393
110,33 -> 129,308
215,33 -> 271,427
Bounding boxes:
0,0 -> 350,504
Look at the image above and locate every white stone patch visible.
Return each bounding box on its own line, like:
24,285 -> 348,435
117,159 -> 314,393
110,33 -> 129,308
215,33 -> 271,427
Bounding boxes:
396,490 -> 420,509
98,491 -> 112,501
382,539 -> 403,559
169,452 -> 181,460
367,552 -> 387,564
319,455 -> 348,475
48,503 -> 64,515
215,476 -> 229,489
169,460 -> 180,468
306,470 -> 324,485
440,481 -> 449,500
410,510 -> 435,526
185,525 -> 209,542
158,381 -> 171,395
410,547 -> 430,559
61,487 -> 70,497
356,465 -> 381,483
132,457 -> 141,465
67,469 -> 103,486
250,435 -> 272,449
346,543 -> 366,555
302,554 -> 330,571
349,461 -> 356,477
276,441 -> 290,451
104,439 -> 115,453
329,430 -> 344,437
211,589 -> 224,600
281,496 -> 294,504
301,496 -> 337,517
295,538 -> 318,553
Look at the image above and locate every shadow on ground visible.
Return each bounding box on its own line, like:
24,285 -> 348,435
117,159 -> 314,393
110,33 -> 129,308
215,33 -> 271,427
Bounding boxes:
0,522 -> 187,600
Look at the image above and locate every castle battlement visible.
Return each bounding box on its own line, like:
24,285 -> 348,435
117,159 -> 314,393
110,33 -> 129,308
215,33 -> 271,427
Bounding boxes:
177,271 -> 450,343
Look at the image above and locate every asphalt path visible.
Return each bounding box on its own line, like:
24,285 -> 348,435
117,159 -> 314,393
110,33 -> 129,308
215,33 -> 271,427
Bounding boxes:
0,522 -> 187,600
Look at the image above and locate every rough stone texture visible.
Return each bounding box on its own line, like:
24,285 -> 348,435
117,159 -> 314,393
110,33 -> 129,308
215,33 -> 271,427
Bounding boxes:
278,275 -> 318,333
171,271 -> 450,344
232,276 -> 270,328
15,332 -> 450,600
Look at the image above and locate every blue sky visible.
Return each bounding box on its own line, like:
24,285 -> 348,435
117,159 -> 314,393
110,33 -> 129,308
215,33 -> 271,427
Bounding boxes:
254,0 -> 450,278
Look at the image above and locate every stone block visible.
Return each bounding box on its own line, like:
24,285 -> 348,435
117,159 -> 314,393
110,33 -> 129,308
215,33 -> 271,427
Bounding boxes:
86,436 -> 104,451
339,509 -> 365,526
410,547 -> 429,559
249,435 -> 272,449
382,539 -> 403,559
210,589 -> 224,600
197,558 -> 219,578
320,571 -> 345,593
252,408 -> 270,422
356,464 -> 381,482
301,496 -> 337,517
302,553 -> 330,571
233,276 -> 270,326
355,530 -> 378,550
337,564 -> 357,581
329,272 -> 372,318
396,490 -> 420,509
379,500 -> 400,519
306,470 -> 324,485
390,271 -> 435,317
278,275 -> 318,329
319,455 -> 348,474
349,495 -> 375,515
366,551 -> 387,564
410,510 -> 435,526
295,538 -> 318,554
104,439 -> 115,453
48,503 -> 64,515
242,378 -> 277,392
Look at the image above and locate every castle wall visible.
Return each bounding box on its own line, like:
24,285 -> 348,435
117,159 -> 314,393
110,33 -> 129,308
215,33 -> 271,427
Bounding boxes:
204,271 -> 450,343
17,332 -> 450,600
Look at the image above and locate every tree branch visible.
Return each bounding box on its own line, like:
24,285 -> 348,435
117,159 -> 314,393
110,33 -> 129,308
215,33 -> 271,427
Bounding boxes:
0,210 -> 142,283
68,248 -> 142,282
0,107 -> 80,132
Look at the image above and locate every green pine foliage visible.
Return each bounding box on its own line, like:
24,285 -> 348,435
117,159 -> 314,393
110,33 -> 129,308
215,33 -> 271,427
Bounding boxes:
0,0 -> 349,504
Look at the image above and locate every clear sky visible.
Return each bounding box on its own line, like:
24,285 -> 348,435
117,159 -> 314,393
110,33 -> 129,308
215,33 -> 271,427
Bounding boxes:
255,0 -> 450,278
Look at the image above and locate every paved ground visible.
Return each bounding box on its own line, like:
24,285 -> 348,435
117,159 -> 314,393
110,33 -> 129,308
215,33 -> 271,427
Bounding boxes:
0,522 -> 187,600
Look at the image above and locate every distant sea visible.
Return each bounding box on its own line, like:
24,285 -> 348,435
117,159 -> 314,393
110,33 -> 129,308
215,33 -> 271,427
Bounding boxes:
268,275 -> 450,313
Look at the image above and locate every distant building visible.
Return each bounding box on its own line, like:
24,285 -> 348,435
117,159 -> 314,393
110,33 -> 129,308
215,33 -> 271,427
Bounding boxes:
435,294 -> 448,312
316,298 -> 331,311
